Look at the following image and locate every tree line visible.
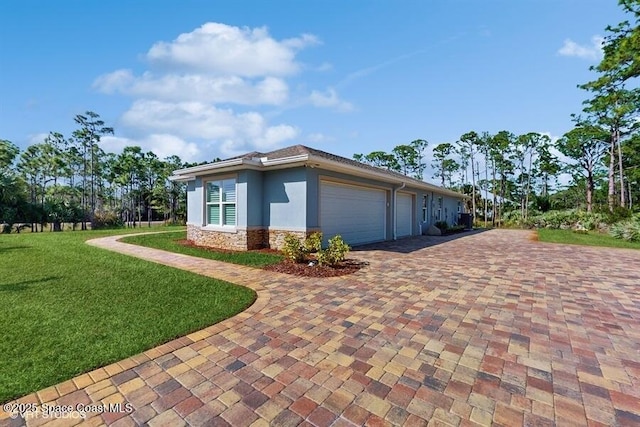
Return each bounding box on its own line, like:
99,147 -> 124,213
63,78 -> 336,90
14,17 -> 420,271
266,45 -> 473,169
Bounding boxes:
0,111 -> 200,233
354,0 -> 639,224
355,131 -> 560,227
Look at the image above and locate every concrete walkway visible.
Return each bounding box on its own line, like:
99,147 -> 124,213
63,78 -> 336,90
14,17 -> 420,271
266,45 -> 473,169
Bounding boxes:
2,229 -> 640,426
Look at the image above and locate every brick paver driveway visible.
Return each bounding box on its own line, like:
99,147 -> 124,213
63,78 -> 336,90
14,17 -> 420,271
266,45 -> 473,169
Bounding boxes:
3,229 -> 639,426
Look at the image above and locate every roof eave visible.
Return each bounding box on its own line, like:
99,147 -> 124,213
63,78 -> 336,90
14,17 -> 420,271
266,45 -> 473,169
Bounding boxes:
171,151 -> 467,198
307,155 -> 468,198
172,158 -> 263,177
168,174 -> 195,182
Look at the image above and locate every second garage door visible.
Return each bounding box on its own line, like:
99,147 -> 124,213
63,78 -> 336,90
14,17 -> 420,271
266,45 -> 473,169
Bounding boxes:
396,193 -> 413,238
320,181 -> 386,246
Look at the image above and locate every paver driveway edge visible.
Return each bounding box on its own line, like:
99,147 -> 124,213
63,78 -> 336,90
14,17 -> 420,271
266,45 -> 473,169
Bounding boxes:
2,229 -> 639,427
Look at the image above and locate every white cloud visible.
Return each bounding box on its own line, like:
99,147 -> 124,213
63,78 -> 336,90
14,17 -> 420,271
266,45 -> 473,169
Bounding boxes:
93,69 -> 135,94
316,62 -> 333,72
120,100 -> 298,157
92,22 -> 349,161
94,71 -> 288,105
146,22 -> 318,76
28,133 -> 49,145
557,35 -> 604,61
100,134 -> 202,163
309,88 -> 353,112
306,132 -> 332,143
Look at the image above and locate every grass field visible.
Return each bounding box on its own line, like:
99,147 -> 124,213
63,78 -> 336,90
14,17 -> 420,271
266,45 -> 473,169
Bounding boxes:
537,228 -> 640,249
120,231 -> 284,267
0,227 -> 256,403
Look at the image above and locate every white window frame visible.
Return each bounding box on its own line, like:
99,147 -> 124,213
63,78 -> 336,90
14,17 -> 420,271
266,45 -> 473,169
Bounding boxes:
205,178 -> 237,227
422,195 -> 428,222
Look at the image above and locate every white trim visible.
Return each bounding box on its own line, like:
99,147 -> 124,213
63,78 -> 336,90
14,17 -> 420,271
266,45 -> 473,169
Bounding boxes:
262,154 -> 309,167
169,174 -> 195,182
266,226 -> 309,232
392,183 -> 406,240
200,225 -> 238,234
203,176 -> 237,228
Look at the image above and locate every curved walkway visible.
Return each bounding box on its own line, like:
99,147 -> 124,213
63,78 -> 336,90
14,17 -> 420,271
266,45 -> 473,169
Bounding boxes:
2,229 -> 640,426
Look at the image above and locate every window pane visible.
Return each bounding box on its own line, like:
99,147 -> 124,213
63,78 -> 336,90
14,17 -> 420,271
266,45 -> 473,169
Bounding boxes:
223,204 -> 236,226
207,182 -> 220,203
222,179 -> 236,202
208,204 -> 220,225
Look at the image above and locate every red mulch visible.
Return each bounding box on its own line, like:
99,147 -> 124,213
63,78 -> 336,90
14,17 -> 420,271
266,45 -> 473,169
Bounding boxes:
177,239 -> 365,277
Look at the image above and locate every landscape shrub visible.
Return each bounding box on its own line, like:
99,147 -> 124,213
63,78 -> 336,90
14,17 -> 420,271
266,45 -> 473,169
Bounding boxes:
282,233 -> 306,263
283,232 -> 350,266
92,211 -> 124,229
317,235 -> 350,266
304,232 -> 322,254
525,209 -> 607,231
609,217 -> 640,242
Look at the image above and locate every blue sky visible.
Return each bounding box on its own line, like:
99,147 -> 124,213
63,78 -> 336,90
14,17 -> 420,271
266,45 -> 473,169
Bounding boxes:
0,0 -> 626,181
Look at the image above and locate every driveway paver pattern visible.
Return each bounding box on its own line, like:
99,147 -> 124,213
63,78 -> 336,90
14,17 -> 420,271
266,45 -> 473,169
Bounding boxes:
2,229 -> 639,426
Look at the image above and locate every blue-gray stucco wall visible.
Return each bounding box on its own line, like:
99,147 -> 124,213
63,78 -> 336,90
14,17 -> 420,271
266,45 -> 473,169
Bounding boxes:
241,170 -> 263,227
185,166 -> 465,233
262,168 -> 307,230
186,179 -> 202,225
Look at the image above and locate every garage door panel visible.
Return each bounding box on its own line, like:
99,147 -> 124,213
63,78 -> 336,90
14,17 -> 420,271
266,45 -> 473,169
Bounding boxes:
397,193 -> 412,238
320,182 -> 386,246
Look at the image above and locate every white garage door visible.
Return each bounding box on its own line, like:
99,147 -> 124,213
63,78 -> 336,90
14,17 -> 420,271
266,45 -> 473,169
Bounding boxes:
397,193 -> 413,238
320,181 -> 386,246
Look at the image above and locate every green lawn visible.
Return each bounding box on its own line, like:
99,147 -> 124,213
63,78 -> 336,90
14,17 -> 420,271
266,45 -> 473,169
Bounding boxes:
0,227 -> 256,403
537,228 -> 640,249
120,231 -> 284,267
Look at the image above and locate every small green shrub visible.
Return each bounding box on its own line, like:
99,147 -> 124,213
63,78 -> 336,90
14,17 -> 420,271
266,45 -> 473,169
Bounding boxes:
282,233 -> 305,263
317,235 -> 350,266
304,232 -> 322,253
434,221 -> 448,231
447,225 -> 466,233
283,232 -> 350,266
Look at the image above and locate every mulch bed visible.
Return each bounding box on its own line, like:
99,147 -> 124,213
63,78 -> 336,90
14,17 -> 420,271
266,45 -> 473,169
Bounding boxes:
263,259 -> 367,277
177,239 -> 365,277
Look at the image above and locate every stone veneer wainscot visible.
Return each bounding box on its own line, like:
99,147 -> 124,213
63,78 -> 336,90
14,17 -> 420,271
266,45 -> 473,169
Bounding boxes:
187,225 -> 318,250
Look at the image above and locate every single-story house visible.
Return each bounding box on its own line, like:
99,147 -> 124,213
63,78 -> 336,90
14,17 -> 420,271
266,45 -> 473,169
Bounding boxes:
170,145 -> 468,250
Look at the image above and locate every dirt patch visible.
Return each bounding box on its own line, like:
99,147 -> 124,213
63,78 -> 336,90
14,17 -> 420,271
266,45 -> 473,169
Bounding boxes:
263,259 -> 367,277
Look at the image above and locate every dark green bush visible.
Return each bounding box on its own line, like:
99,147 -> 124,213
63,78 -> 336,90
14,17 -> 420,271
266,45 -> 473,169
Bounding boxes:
434,221 -> 448,231
92,211 -> 124,229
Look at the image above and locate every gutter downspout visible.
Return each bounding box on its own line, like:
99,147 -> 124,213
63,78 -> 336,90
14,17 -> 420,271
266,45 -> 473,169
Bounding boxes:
393,182 -> 406,240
